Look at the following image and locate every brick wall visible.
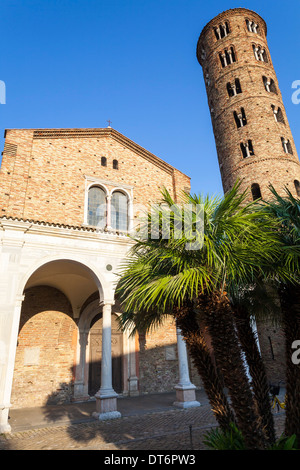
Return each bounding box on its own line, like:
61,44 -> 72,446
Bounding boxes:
137,317 -> 202,394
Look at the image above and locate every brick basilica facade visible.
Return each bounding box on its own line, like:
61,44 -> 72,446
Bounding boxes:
0,8 -> 299,432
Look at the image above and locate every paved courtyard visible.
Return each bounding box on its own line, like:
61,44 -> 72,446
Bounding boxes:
0,389 -> 285,451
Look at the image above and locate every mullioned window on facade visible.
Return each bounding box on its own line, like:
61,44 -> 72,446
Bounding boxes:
219,47 -> 236,68
227,78 -> 242,97
294,180 -> 300,197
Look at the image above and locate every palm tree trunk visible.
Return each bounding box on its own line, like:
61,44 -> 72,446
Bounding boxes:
233,305 -> 276,445
174,304 -> 235,431
199,292 -> 266,450
279,285 -> 300,442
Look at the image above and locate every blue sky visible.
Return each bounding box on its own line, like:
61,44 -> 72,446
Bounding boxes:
0,0 -> 299,196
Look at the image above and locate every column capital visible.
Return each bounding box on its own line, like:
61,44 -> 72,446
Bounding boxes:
100,300 -> 115,307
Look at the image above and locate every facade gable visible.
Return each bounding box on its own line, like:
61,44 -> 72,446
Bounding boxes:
0,128 -> 190,227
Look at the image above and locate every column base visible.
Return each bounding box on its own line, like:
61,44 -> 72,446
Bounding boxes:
128,376 -> 139,396
92,391 -> 121,421
0,405 -> 11,434
173,385 -> 201,409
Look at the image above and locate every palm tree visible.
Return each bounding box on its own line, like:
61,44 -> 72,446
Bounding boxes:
117,184 -> 283,449
262,186 -> 300,442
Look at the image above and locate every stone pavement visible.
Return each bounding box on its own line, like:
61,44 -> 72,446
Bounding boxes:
0,389 -> 285,451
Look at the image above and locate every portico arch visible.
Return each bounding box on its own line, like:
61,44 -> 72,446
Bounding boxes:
17,254 -> 113,311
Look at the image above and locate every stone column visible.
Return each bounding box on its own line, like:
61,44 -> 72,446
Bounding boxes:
106,195 -> 112,230
173,328 -> 200,409
93,302 -> 121,420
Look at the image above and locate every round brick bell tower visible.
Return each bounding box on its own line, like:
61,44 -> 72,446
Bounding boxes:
196,8 -> 300,200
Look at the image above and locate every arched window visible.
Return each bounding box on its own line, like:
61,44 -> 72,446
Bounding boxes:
251,183 -> 262,201
113,159 -> 119,170
219,47 -> 236,68
227,78 -> 242,97
253,45 -> 268,62
111,191 -> 128,231
240,140 -> 254,158
294,180 -> 300,197
246,19 -> 260,34
214,21 -> 230,40
101,156 -> 107,167
87,186 -> 106,228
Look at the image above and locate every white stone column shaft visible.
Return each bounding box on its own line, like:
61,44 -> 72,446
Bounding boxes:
174,328 -> 200,409
0,297 -> 24,433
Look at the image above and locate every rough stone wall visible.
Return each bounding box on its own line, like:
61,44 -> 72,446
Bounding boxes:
197,8 -> 300,200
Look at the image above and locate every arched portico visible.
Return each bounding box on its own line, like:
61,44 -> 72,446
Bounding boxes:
0,255 -> 120,432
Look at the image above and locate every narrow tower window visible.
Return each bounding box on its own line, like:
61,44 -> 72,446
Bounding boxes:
253,45 -> 268,62
219,47 -> 236,68
246,19 -> 259,34
234,108 -> 247,128
111,191 -> 128,231
227,78 -> 242,97
263,77 -> 277,94
214,22 -> 230,40
113,159 -> 119,170
294,180 -> 300,197
271,105 -> 285,124
281,138 -> 293,155
251,183 -> 262,200
240,140 -> 254,158
88,186 -> 106,228
101,156 -> 107,167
